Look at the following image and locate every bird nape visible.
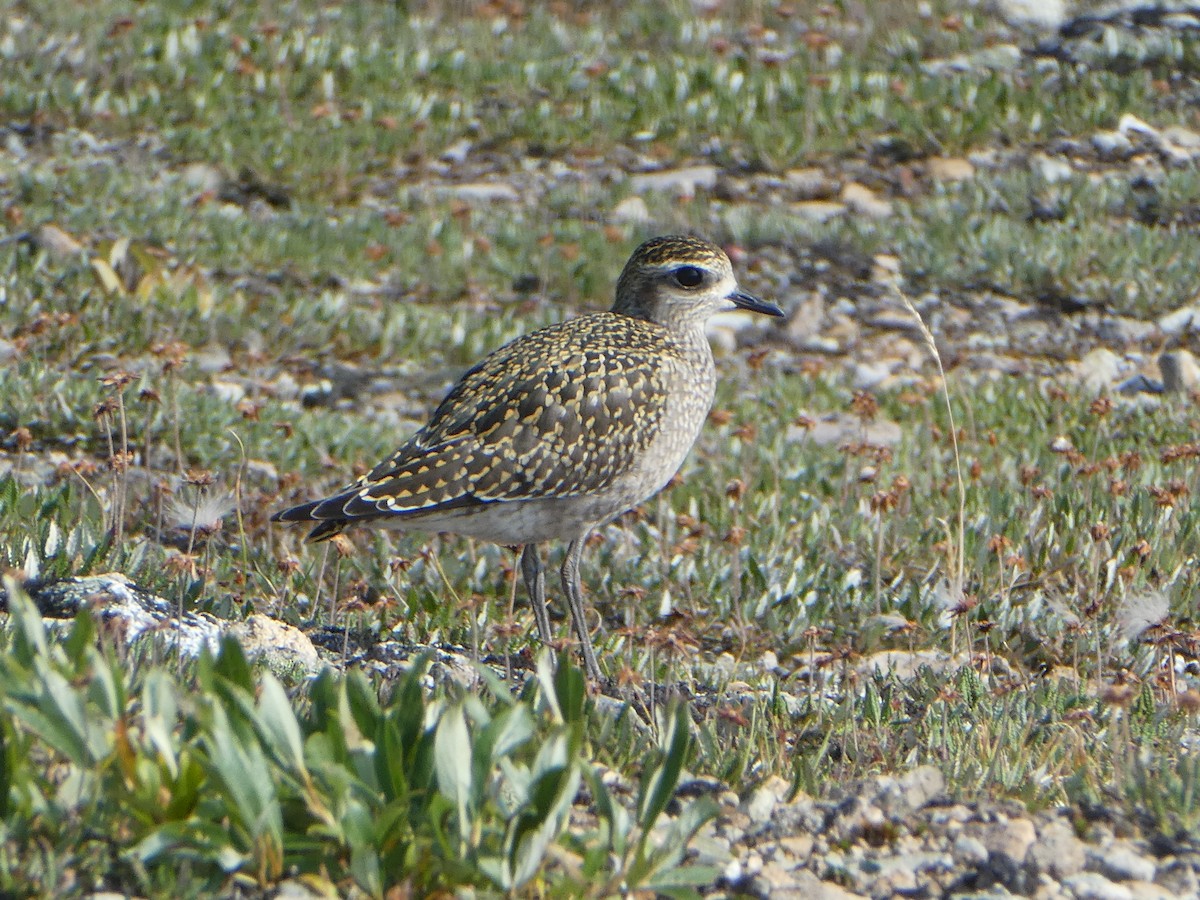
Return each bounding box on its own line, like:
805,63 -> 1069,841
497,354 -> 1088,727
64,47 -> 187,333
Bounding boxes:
272,234 -> 784,682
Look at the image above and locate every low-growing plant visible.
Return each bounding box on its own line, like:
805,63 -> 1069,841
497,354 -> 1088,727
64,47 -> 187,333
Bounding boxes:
0,582 -> 716,896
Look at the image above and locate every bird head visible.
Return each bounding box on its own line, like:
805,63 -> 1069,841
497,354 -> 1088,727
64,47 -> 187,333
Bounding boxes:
612,235 -> 783,326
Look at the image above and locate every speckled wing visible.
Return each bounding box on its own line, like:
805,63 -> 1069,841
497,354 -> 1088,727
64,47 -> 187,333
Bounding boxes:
278,314 -> 673,534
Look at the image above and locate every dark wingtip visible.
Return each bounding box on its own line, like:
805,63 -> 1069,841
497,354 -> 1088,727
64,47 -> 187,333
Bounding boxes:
271,499 -> 320,524
306,519 -> 348,543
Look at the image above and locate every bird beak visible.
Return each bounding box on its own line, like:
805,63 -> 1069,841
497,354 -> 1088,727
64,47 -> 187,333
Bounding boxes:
729,289 -> 784,318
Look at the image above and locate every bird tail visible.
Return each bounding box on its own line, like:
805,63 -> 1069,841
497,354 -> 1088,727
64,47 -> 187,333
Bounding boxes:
271,499 -> 351,543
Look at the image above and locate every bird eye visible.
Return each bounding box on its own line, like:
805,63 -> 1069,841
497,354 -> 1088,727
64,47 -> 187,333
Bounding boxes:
673,265 -> 704,289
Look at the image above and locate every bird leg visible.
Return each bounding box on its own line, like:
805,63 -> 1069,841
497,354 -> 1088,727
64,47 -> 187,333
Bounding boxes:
561,536 -> 602,682
520,544 -> 553,647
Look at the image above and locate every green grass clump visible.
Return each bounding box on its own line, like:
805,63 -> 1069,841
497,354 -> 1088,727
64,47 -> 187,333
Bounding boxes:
0,584 -> 718,896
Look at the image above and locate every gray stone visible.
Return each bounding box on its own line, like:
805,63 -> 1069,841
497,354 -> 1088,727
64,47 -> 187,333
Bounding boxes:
954,834 -> 989,866
34,224 -> 85,258
771,869 -> 867,899
789,413 -> 903,448
630,165 -> 719,197
926,156 -> 975,182
840,182 -> 892,219
443,182 -> 520,202
439,138 -> 471,163
1029,819 -> 1086,880
775,833 -> 814,862
179,161 -> 225,194
832,797 -> 885,842
851,361 -> 896,390
230,614 -> 324,678
893,766 -> 945,814
792,200 -> 846,223
1063,871 -> 1134,900
742,775 -> 790,826
1074,347 -> 1126,392
1126,882 -> 1176,900
610,195 -> 650,224
855,650 -> 964,681
979,815 -> 1037,890
1093,130 -> 1134,158
992,0 -> 1066,29
1156,859 -> 1200,898
1033,153 -> 1074,183
1160,350 -> 1200,393
1162,125 -> 1200,156
1157,306 -> 1200,336
1090,842 -> 1155,883
785,167 -> 836,199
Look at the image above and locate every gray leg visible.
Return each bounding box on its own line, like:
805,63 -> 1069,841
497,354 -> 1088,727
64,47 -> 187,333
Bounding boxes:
520,544 -> 553,647
561,536 -> 602,681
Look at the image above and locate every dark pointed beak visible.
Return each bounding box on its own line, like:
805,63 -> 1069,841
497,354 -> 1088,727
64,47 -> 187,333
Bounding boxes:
730,289 -> 784,318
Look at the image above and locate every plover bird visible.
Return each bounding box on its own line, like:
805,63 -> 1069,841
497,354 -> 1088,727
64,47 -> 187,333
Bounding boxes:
273,235 -> 782,680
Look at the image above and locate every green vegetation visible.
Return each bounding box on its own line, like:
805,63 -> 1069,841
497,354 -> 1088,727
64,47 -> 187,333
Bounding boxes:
2,0 -> 1200,894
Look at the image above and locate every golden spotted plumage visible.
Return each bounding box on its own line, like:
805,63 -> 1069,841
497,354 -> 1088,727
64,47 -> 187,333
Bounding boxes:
273,235 -> 783,679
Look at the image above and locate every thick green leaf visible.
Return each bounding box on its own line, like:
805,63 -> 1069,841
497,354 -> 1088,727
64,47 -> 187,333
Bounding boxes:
434,703 -> 473,845
584,765 -> 630,859
510,759 -> 581,889
0,718 -> 10,819
211,635 -> 253,693
256,673 -> 307,778
142,670 -> 180,779
637,703 -> 691,830
204,704 -> 283,861
553,652 -> 585,725
4,577 -> 48,666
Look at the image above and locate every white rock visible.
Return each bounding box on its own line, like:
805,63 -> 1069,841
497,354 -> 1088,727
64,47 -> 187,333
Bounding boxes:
1092,842 -> 1156,883
230,614 -> 324,677
629,165 -> 719,197
443,182 -> 520,202
792,200 -> 846,222
926,156 -> 975,182
979,816 -> 1037,865
610,195 -> 650,224
1125,881 -> 1177,900
840,182 -> 892,219
954,834 -> 989,866
34,224 -> 85,258
1032,153 -> 1074,183
742,775 -> 789,825
179,162 -> 225,194
855,650 -> 963,680
992,0 -> 1066,29
209,380 -> 246,404
785,166 -> 835,198
1074,347 -> 1126,392
852,361 -> 896,390
1063,872 -> 1134,900
193,344 -> 232,374
1162,125 -> 1200,155
1119,114 -> 1157,141
1093,130 -> 1133,157
1160,350 -> 1200,393
972,44 -> 1022,70
440,139 -> 471,164
1049,434 -> 1075,453
789,412 -> 903,448
1157,305 -> 1200,335
1029,819 -> 1086,878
